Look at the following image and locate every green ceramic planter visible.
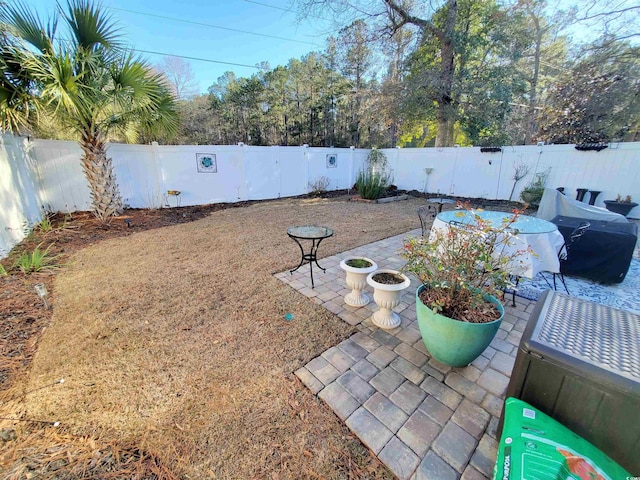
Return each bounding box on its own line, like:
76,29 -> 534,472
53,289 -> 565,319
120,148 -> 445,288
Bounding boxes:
415,286 -> 504,367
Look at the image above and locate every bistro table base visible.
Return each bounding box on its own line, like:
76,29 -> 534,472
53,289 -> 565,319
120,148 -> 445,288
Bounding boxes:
287,225 -> 334,288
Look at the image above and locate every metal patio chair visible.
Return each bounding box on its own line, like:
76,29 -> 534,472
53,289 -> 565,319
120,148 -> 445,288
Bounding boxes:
542,221 -> 591,294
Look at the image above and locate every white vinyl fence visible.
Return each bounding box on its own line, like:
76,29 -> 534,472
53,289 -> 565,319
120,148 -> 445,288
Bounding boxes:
0,135 -> 46,258
2,133 -> 639,258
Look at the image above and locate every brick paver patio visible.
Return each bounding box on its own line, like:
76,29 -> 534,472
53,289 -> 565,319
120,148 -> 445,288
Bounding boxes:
276,229 -> 535,480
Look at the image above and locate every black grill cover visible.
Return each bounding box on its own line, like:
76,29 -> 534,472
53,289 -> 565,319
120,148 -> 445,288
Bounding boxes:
551,215 -> 638,284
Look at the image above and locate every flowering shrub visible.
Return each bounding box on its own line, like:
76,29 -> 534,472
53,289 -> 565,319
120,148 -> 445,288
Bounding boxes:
402,203 -> 530,323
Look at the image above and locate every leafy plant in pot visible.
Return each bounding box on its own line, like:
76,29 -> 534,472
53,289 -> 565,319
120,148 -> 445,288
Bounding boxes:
519,169 -> 549,205
603,194 -> 638,217
339,257 -> 378,307
402,205 -> 525,367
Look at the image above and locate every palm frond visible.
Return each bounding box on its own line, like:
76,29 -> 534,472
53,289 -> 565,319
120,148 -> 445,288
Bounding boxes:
35,52 -> 83,115
136,88 -> 180,140
0,42 -> 39,131
63,0 -> 122,52
0,0 -> 57,53
97,53 -> 178,139
0,84 -> 33,132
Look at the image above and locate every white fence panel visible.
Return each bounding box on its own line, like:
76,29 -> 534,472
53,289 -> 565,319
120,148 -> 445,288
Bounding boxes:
156,145 -> 246,206
277,147 -> 306,198
389,144 -> 640,218
0,135 -> 44,257
109,143 -> 161,209
351,149 -> 371,188
31,139 -> 91,212
386,147 -> 425,192
244,146 -> 280,200
306,147 -> 352,191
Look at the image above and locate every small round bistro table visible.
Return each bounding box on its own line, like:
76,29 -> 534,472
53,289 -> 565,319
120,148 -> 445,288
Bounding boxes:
427,197 -> 456,216
287,225 -> 334,288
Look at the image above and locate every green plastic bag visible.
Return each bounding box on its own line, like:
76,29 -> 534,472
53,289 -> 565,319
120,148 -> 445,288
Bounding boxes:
494,398 -> 631,480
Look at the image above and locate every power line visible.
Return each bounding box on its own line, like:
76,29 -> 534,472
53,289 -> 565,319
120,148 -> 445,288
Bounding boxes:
132,48 -> 264,70
106,6 -> 322,47
58,37 -> 264,70
241,0 -> 328,21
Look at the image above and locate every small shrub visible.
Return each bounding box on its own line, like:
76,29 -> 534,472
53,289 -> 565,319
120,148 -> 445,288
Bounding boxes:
520,184 -> 545,204
355,147 -> 393,199
355,170 -> 389,200
0,264 -> 7,276
13,243 -> 60,274
403,203 -> 526,320
308,176 -> 331,194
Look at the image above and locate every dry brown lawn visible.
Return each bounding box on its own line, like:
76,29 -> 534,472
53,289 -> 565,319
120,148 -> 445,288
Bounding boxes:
5,195 -> 432,479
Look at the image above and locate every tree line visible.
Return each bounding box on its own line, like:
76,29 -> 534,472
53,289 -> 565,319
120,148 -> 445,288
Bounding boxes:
171,0 -> 639,148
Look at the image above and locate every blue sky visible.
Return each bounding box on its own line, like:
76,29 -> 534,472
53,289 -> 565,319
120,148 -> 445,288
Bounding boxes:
23,0 -> 637,95
28,0 -> 337,94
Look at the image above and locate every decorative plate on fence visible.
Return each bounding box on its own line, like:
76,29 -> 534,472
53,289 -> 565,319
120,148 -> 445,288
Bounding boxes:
197,153 -> 217,173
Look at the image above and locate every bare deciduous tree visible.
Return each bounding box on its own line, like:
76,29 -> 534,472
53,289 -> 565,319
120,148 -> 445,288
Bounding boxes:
569,0 -> 640,43
510,161 -> 531,201
156,56 -> 200,100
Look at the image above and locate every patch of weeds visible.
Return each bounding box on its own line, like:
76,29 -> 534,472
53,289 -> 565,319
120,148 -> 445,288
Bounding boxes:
308,176 -> 331,195
13,243 -> 61,274
0,263 -> 7,276
35,215 -> 54,234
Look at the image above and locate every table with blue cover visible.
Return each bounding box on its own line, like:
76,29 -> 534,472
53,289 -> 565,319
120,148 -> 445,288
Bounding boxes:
433,210 -> 565,279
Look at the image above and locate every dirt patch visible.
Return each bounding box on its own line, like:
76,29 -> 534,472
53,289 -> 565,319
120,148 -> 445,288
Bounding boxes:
371,272 -> 406,284
417,288 -> 502,324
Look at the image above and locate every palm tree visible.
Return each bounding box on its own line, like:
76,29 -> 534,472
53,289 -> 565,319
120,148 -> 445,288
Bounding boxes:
0,0 -> 178,222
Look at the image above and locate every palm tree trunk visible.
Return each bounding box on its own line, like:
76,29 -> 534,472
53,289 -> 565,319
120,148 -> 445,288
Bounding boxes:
79,130 -> 123,223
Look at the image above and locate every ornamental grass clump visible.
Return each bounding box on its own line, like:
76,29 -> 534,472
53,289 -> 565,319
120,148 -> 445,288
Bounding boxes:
355,170 -> 389,199
355,147 -> 391,199
402,204 -> 529,323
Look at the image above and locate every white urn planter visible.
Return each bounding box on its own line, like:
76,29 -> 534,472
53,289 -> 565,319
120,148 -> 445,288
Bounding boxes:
339,257 -> 378,307
366,269 -> 411,329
